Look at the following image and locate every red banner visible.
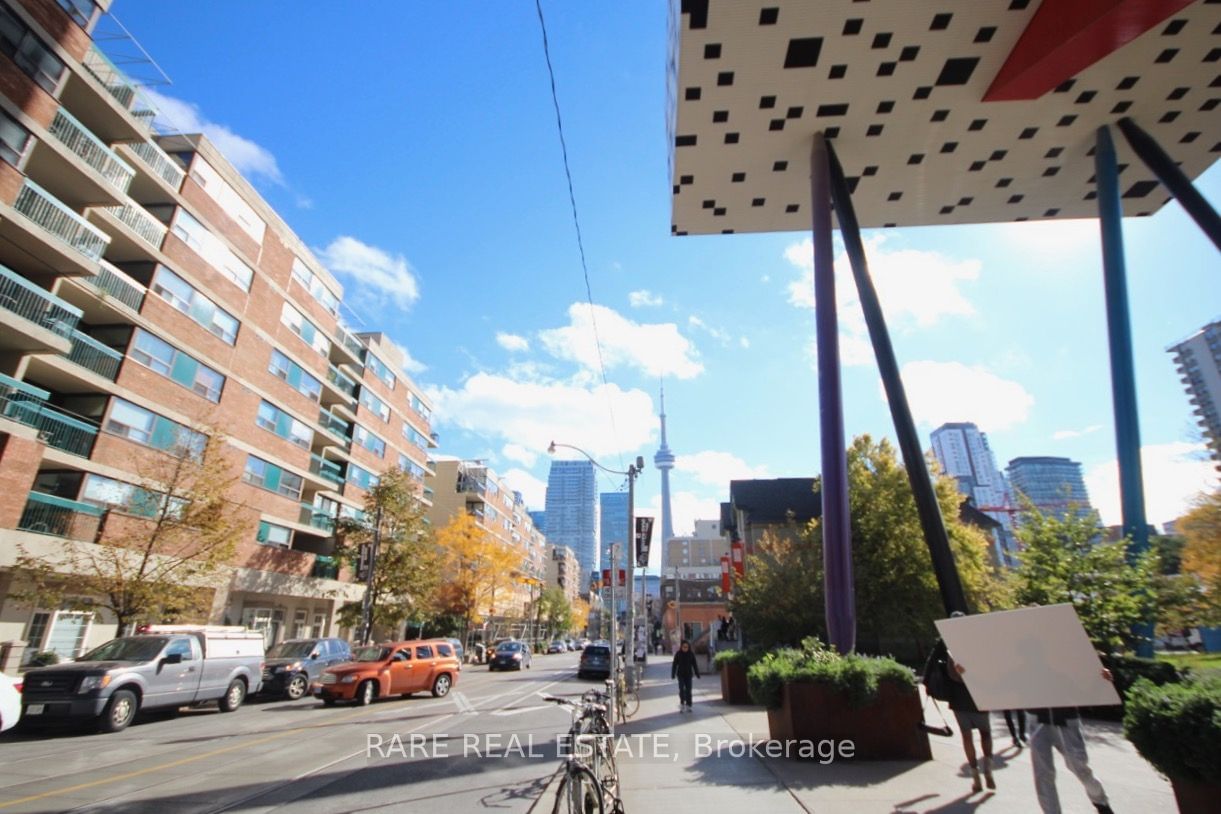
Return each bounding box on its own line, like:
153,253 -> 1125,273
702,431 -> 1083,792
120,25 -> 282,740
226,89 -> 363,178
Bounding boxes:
731,539 -> 744,576
720,555 -> 731,593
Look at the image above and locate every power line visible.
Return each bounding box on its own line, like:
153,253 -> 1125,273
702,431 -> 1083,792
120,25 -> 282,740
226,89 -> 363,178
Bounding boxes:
533,0 -> 622,468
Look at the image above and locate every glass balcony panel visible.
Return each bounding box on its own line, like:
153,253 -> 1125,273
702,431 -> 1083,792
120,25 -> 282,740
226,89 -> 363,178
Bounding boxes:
81,45 -> 136,110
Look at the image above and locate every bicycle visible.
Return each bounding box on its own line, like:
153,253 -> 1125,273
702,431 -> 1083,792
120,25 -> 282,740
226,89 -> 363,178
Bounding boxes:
543,692 -> 622,814
613,659 -> 640,722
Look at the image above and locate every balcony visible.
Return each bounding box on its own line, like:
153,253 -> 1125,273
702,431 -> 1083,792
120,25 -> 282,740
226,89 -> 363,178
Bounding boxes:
0,263 -> 81,352
331,324 -> 365,367
17,492 -> 104,541
104,200 -> 168,250
66,329 -> 123,381
325,363 -> 358,398
13,179 -> 110,262
309,453 -> 344,486
47,108 -> 135,194
0,374 -> 99,458
311,555 -> 340,580
81,45 -> 136,110
318,408 -> 352,442
298,503 -> 336,533
126,140 -> 185,191
87,261 -> 146,312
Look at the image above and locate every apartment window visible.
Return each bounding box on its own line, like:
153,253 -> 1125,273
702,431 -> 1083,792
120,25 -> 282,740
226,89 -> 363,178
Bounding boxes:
268,349 -> 322,402
365,353 -> 395,390
56,0 -> 97,28
256,400 -> 313,449
82,473 -> 183,519
242,454 -> 304,499
352,424 -> 386,458
151,266 -> 239,344
0,5 -> 66,94
129,329 -> 225,402
281,302 -> 329,356
409,392 -> 431,421
402,424 -> 428,450
105,398 -> 205,456
398,454 -> 426,480
290,257 -> 340,316
256,521 -> 291,548
171,208 -> 254,292
357,386 -> 390,423
346,461 -> 378,491
0,108 -> 30,167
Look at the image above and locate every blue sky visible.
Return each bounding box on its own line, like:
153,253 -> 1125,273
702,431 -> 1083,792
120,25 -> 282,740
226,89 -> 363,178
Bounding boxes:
114,2 -> 1218,552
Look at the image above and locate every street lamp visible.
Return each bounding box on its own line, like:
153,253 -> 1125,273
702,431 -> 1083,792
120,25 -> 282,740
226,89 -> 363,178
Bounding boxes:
548,441 -> 645,690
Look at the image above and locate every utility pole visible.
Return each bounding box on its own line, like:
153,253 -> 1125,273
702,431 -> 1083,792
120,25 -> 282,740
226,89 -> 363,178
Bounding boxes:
359,504 -> 383,645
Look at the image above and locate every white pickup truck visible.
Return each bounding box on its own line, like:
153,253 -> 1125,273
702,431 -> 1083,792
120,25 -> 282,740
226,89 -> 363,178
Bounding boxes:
20,625 -> 264,733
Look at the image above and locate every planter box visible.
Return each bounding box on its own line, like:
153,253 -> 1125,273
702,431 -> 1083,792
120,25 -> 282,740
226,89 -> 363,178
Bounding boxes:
1170,776 -> 1221,814
765,680 -> 932,761
720,661 -> 751,705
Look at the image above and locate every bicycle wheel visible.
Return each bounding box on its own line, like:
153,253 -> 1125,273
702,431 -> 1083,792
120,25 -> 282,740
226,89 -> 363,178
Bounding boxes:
553,764 -> 604,814
620,687 -> 640,719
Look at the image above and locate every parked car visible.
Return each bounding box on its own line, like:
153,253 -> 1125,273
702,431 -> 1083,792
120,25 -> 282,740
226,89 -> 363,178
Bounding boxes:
20,625 -> 264,733
576,638 -> 590,650
547,640 -> 567,654
0,672 -> 21,733
565,639 -> 578,651
315,639 -> 458,706
261,638 -> 351,700
489,640 -> 532,671
578,642 -> 612,679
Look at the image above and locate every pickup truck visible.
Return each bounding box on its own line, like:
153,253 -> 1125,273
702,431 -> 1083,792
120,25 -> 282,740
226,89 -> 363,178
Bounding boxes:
20,628 -> 264,733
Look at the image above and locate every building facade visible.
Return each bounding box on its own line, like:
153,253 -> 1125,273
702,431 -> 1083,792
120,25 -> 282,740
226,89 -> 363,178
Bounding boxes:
598,490 -> 629,575
545,544 -> 580,606
0,0 -> 437,662
1006,456 -> 1093,520
425,459 -> 546,617
543,459 -> 596,584
1168,319 -> 1221,468
930,422 -> 1017,565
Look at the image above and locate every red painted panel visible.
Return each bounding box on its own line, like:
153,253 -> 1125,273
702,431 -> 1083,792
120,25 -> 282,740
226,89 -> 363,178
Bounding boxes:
984,0 -> 1195,101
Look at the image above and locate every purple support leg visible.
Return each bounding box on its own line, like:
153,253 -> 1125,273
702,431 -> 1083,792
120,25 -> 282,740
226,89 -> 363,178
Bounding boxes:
811,132 -> 855,654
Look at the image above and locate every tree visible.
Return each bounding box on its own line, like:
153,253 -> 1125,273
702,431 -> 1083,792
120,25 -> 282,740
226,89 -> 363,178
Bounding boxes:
13,430 -> 248,633
569,596 -> 591,634
537,585 -> 575,636
729,528 -> 824,649
1171,488 -> 1221,627
1011,502 -> 1158,652
335,468 -> 440,640
433,512 -> 521,642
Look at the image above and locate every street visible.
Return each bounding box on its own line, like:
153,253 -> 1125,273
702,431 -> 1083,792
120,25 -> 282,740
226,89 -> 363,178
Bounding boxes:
0,651 -> 590,814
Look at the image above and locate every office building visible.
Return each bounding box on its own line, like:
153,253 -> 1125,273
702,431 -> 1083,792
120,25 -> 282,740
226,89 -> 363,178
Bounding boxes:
1006,456 -> 1093,520
528,509 -> 546,534
543,459 -> 597,581
0,0 -> 436,661
1168,319 -> 1221,467
930,422 -> 1017,565
599,490 -> 629,574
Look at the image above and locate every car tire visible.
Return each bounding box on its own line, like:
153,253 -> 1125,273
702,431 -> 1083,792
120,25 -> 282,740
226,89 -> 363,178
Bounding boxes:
218,679 -> 246,713
355,679 -> 375,706
99,689 -> 138,733
431,674 -> 452,698
285,674 -> 309,701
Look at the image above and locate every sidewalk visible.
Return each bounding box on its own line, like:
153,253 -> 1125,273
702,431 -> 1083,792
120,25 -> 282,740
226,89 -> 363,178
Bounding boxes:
611,659 -> 1174,813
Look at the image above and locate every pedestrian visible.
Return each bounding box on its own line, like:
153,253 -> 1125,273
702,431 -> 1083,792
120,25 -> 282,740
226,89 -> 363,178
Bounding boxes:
671,639 -> 700,712
928,637 -> 995,793
1004,709 -> 1028,748
1029,669 -> 1116,814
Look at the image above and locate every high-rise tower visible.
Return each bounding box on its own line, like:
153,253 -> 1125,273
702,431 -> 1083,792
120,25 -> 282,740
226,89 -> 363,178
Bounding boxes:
654,386 -> 676,545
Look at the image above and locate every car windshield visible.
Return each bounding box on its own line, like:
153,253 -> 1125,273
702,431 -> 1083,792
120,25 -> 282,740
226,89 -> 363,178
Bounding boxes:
266,641 -> 315,659
352,646 -> 390,662
78,637 -> 168,662
499,642 -> 521,652
585,646 -> 610,657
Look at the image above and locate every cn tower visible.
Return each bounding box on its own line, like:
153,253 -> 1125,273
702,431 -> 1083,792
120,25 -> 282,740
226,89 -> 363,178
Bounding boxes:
654,385 -> 676,545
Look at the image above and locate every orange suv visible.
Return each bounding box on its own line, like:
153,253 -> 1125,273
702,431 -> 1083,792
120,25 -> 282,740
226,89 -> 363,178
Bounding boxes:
314,639 -> 459,706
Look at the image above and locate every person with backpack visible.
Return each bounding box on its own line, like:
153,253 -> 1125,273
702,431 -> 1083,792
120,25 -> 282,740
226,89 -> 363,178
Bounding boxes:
924,634 -> 994,793
671,639 -> 700,712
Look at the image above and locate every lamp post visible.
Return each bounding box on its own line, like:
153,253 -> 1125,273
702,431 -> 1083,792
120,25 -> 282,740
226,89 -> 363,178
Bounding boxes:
549,441 -> 645,689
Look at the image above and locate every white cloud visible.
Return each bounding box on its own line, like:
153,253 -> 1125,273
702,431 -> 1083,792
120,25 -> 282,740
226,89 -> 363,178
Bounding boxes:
675,451 -> 769,488
496,332 -> 530,353
629,290 -> 664,308
688,315 -> 732,345
899,361 -> 1035,430
538,303 -> 703,380
501,468 -> 547,510
502,443 -> 538,468
994,218 -> 1100,263
426,373 -> 656,460
739,337 -> 750,349
1085,442 -> 1218,528
644,491 -> 723,542
1052,424 -> 1104,441
318,236 -> 420,311
143,89 -> 284,186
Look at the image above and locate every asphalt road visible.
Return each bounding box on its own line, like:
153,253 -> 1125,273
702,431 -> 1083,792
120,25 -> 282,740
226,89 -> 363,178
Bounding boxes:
0,651 -> 592,814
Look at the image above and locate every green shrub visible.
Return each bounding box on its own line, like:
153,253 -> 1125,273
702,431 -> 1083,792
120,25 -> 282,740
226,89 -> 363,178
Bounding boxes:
1083,654 -> 1184,721
713,644 -> 766,669
1123,674 -> 1221,784
745,639 -> 916,709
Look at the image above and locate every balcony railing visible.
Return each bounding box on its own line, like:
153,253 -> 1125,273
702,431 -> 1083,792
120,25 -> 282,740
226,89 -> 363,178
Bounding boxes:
89,260 -> 146,312
309,453 -> 344,485
81,45 -> 136,110
66,329 -> 123,381
128,140 -> 185,190
105,200 -> 167,249
0,263 -> 81,338
18,491 -> 104,541
48,107 -> 135,193
0,374 -> 98,457
326,363 -> 357,398
318,409 -> 352,442
14,179 -> 110,261
334,324 -> 366,362
311,555 -> 339,580
298,503 -> 336,533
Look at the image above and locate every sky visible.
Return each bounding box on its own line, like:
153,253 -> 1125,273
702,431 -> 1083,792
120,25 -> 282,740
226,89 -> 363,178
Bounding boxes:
110,2 -> 1219,567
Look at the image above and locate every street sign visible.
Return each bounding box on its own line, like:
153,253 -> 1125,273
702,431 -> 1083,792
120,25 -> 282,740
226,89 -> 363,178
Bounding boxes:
635,516 -> 654,567
356,542 -> 373,580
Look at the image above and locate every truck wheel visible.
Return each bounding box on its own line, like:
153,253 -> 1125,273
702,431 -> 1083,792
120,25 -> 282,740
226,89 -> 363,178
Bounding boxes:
285,674 -> 309,701
356,679 -> 375,706
431,674 -> 452,698
218,679 -> 246,712
100,689 -> 138,733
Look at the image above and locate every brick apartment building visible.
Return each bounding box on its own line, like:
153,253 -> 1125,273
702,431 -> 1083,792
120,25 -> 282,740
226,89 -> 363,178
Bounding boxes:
0,0 -> 437,663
